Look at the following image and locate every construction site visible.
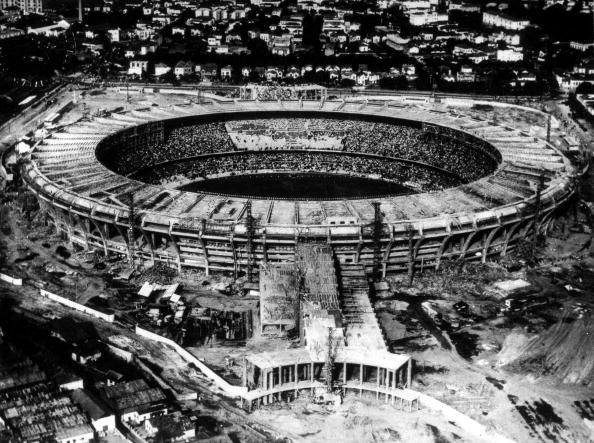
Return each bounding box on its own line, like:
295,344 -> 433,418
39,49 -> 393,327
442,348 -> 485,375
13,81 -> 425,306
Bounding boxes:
1,85 -> 594,443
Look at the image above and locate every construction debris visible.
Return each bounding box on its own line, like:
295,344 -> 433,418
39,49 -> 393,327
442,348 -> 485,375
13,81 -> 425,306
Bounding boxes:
505,315 -> 594,385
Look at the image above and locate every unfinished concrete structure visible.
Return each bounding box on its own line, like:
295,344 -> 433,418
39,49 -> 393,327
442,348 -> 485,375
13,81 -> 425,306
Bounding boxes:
243,243 -> 415,410
23,94 -> 576,276
242,348 -> 414,410
259,263 -> 299,336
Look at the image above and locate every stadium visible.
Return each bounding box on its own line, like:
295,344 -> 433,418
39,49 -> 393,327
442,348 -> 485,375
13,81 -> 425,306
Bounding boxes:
22,91 -> 577,277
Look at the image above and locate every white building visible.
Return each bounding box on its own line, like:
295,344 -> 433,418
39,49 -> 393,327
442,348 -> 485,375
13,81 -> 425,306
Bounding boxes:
570,41 -> 594,52
55,425 -> 94,443
154,63 -> 171,76
221,65 -> 233,79
482,11 -> 529,30
107,29 -> 120,42
0,0 -> 43,13
555,73 -> 593,93
27,20 -> 70,37
128,60 -> 148,76
171,26 -> 185,36
409,12 -> 448,26
497,48 -> 523,62
457,65 -> 477,82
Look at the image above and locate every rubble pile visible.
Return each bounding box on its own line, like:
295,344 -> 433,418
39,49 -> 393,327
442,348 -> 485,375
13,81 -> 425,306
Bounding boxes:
398,262 -> 510,297
133,262 -> 178,285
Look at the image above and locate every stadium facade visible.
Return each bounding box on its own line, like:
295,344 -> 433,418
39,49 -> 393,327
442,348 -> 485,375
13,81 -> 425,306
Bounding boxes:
22,93 -> 576,276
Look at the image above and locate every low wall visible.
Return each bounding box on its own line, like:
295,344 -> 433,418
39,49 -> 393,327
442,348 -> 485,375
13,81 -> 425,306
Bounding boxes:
0,273 -> 22,286
39,289 -> 115,322
106,343 -> 134,363
135,326 -> 247,397
201,91 -> 234,102
417,391 -> 516,443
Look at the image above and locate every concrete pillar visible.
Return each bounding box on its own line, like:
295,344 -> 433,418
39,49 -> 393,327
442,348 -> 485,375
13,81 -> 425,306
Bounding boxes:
391,371 -> 396,405
384,367 -> 389,390
376,366 -> 380,399
407,360 -> 412,388
294,364 -> 298,385
343,362 -> 347,385
360,364 -> 363,385
311,363 -> 314,383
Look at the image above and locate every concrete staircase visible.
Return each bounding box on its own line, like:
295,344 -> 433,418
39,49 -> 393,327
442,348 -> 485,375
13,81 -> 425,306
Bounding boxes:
338,264 -> 387,351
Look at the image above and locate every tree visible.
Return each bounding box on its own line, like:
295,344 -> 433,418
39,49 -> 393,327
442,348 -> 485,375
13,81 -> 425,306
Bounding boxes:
575,82 -> 594,95
379,76 -> 397,89
341,78 -> 355,88
247,38 -> 269,61
313,70 -> 328,84
395,75 -> 409,90
161,70 -> 179,85
248,70 -> 261,83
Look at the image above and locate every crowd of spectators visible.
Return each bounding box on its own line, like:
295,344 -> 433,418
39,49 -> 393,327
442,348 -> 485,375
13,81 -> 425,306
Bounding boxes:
112,122 -> 236,174
227,118 -> 352,138
133,151 -> 461,193
111,117 -> 499,185
340,121 -> 498,182
255,86 -> 296,101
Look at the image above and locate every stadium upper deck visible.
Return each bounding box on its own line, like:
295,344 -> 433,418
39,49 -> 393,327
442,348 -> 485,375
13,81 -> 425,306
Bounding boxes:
22,92 -> 576,275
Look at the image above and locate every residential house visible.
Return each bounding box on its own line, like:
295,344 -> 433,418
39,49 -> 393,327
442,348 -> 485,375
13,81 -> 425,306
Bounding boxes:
128,60 -> 149,76
171,25 -> 185,36
286,66 -> 300,79
174,61 -> 194,78
456,65 -> 477,82
202,63 -> 218,78
265,66 -> 283,81
154,63 -> 171,76
221,65 -> 233,79
98,379 -> 167,425
340,67 -> 356,82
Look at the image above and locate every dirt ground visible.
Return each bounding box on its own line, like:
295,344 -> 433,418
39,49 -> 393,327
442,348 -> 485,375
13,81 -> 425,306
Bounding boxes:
250,394 -> 492,443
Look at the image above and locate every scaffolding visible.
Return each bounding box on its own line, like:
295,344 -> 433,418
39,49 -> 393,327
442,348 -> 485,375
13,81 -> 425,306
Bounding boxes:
246,200 -> 254,282
372,202 -> 382,282
546,114 -> 551,143
127,192 -> 135,269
